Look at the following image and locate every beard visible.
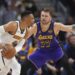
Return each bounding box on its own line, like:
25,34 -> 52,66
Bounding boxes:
41,19 -> 50,25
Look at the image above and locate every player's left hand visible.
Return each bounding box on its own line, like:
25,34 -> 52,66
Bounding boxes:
1,44 -> 16,59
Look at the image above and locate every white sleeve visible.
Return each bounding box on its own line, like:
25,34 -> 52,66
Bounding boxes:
15,39 -> 26,52
0,25 -> 5,34
10,58 -> 21,75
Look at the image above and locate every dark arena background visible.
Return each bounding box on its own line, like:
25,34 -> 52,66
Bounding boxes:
0,0 -> 75,75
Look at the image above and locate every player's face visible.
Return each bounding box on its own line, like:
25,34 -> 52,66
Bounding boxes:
28,14 -> 35,26
23,14 -> 35,27
40,11 -> 51,25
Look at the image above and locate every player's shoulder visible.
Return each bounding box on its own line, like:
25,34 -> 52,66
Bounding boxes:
54,22 -> 61,25
4,21 -> 17,29
5,21 -> 17,26
29,23 -> 37,35
33,23 -> 37,26
54,22 -> 63,28
32,23 -> 37,29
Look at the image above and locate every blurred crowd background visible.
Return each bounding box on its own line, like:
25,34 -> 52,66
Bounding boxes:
0,0 -> 75,75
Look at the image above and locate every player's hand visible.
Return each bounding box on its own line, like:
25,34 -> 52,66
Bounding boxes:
2,44 -> 13,53
68,58 -> 75,64
12,41 -> 18,47
1,44 -> 16,59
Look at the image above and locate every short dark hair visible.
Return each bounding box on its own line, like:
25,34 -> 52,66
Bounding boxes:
21,10 -> 32,19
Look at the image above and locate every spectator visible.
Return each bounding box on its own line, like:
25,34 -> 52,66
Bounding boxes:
64,32 -> 75,70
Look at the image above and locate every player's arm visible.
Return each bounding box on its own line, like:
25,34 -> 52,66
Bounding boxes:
24,23 -> 37,40
0,21 -> 16,34
46,63 -> 57,72
0,43 -> 3,49
12,23 -> 37,47
0,43 -> 7,49
3,21 -> 17,34
11,23 -> 37,45
54,22 -> 75,33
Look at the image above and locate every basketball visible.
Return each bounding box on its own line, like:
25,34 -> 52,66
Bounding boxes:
2,44 -> 16,59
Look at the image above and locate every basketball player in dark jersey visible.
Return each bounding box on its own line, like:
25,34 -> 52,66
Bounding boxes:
20,8 -> 75,75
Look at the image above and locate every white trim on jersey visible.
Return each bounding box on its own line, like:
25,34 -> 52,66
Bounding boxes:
0,25 -> 5,34
0,21 -> 27,75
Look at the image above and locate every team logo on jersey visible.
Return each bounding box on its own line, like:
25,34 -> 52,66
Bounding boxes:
38,35 -> 53,40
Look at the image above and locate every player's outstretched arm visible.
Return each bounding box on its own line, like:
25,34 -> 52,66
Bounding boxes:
54,22 -> 75,33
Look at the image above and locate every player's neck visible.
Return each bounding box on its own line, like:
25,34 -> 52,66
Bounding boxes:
40,22 -> 51,32
19,21 -> 26,33
19,21 -> 26,30
41,22 -> 51,27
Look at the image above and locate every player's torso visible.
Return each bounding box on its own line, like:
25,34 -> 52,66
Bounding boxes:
0,21 -> 26,44
35,20 -> 60,50
15,21 -> 26,37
